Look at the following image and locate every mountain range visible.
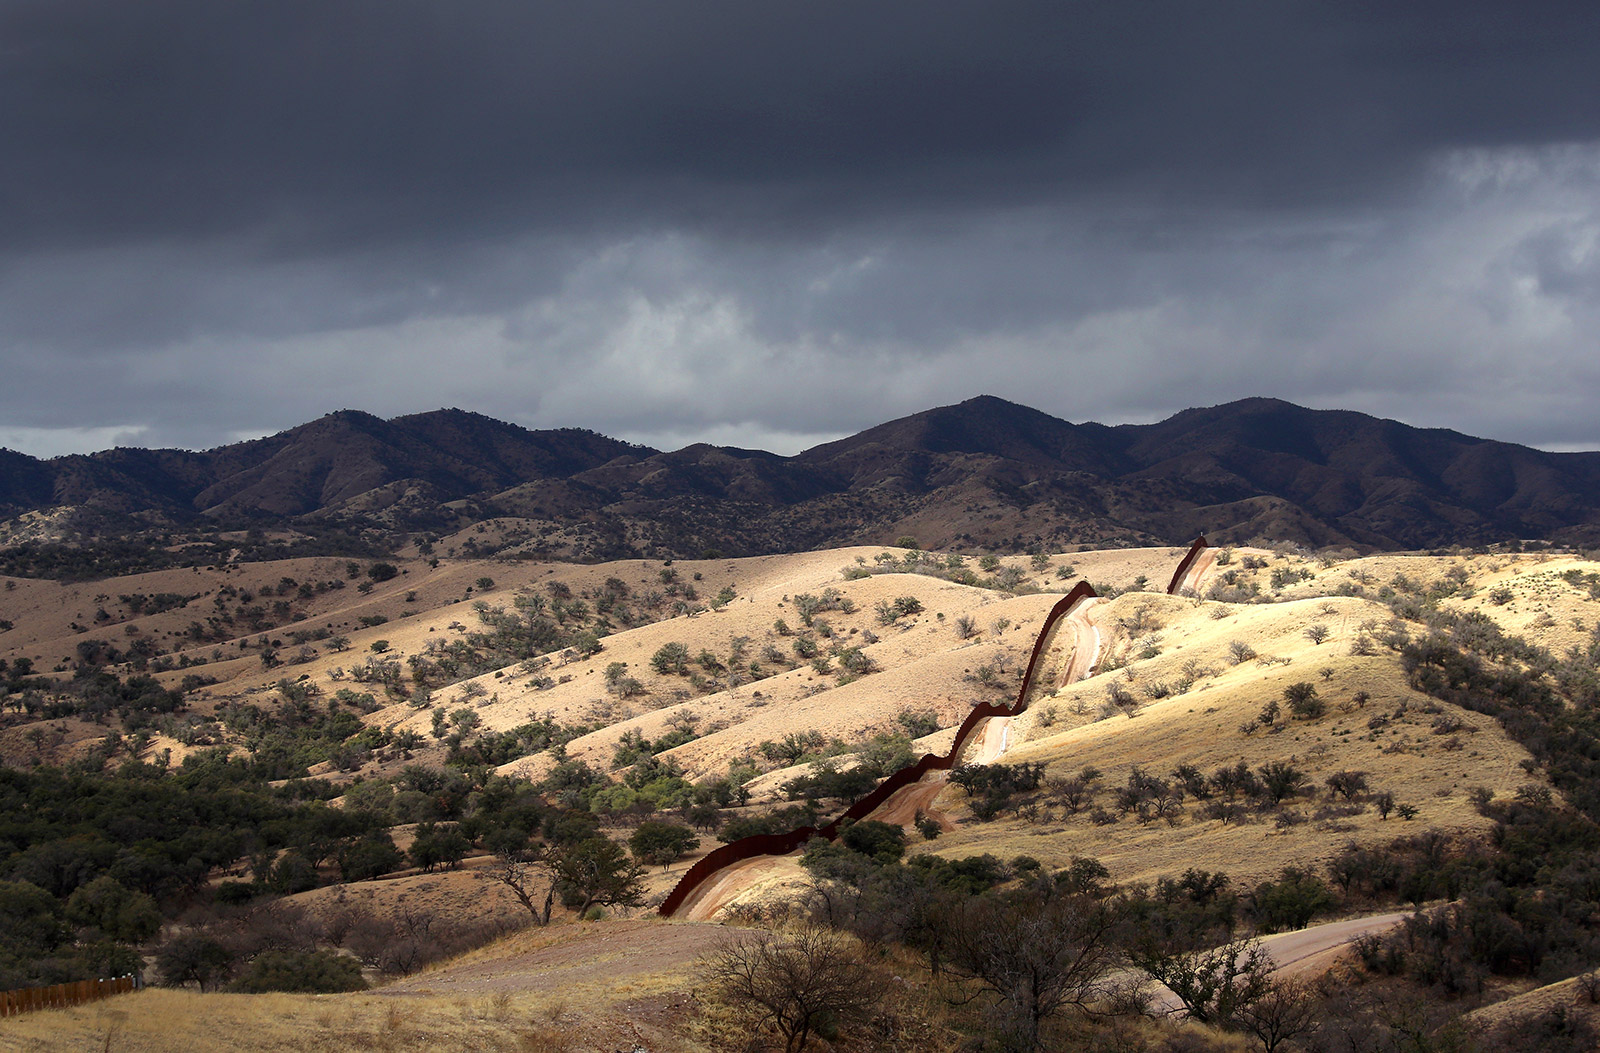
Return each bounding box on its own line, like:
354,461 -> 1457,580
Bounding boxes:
4,396 -> 1599,558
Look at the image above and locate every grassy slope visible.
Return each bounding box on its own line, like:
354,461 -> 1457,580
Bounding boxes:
4,544 -> 1597,1049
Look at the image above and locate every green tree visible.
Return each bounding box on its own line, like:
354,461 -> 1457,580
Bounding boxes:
64,876 -> 160,944
228,949 -> 367,993
1283,682 -> 1324,719
1253,867 -> 1335,931
269,851 -> 319,894
651,642 -> 690,675
551,837 -> 644,916
0,880 -> 69,960
628,821 -> 700,868
337,831 -> 404,882
156,932 -> 237,991
408,822 -> 472,872
840,820 -> 906,865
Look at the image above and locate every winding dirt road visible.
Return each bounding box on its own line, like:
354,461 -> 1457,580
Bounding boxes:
1257,911 -> 1408,976
1143,912 -> 1409,1015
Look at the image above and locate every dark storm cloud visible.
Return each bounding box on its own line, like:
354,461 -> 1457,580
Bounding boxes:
3,1 -> 1600,458
7,0 -> 1600,252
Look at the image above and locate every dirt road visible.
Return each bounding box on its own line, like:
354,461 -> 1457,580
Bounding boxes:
1258,911 -> 1408,976
1062,597 -> 1102,683
1143,911 -> 1409,1015
377,917 -> 739,998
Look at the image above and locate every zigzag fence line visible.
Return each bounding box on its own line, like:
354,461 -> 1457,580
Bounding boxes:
659,580 -> 1099,916
658,539 -> 1209,918
0,975 -> 138,1017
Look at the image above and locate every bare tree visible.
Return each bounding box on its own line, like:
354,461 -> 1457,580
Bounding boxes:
1234,976 -> 1322,1052
942,891 -> 1125,1052
703,925 -> 883,1053
492,854 -> 554,926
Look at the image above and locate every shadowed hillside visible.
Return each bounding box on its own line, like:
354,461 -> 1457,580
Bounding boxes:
5,398 -> 1600,564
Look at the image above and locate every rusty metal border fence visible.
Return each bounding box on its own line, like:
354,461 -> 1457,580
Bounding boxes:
1164,536 -> 1211,595
0,975 -> 137,1017
658,579 -> 1100,916
659,539 -> 1208,918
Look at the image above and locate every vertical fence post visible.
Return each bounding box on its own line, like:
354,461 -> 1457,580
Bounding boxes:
0,973 -> 140,1017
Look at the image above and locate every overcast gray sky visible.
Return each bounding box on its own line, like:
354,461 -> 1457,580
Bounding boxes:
3,1 -> 1599,458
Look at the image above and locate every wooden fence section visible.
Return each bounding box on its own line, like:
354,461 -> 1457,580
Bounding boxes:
659,578 -> 1103,917
0,975 -> 136,1017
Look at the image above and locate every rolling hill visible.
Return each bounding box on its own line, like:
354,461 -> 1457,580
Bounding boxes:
5,540 -> 1600,1051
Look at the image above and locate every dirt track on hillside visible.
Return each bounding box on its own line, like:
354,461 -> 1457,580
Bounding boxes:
675,853 -> 808,921
376,917 -> 745,998
1260,911 -> 1409,976
1173,547 -> 1217,595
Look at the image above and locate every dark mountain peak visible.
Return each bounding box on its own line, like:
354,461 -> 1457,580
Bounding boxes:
292,408 -> 390,434
1141,396 -> 1321,432
392,406 -> 526,436
803,395 -> 1028,456
1125,397 -> 1499,470
4,396 -> 1600,554
0,447 -> 54,513
798,394 -> 1126,484
391,407 -> 652,458
1146,396 -> 1488,442
656,442 -> 784,464
185,409 -> 655,518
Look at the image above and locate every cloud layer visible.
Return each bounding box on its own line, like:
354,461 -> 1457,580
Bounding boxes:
3,2 -> 1599,456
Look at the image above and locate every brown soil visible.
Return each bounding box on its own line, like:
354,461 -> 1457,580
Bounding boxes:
375,916 -> 741,998
675,853 -> 809,922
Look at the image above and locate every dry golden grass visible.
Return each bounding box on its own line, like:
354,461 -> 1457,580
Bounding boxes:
0,544 -> 1183,775
918,589 -> 1535,888
6,543 -> 1599,1050
0,986 -> 705,1053
1462,973 -> 1600,1033
285,864 -> 532,930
